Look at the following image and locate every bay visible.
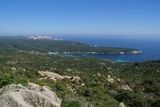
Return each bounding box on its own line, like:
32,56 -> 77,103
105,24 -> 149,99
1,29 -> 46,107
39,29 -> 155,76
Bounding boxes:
59,36 -> 160,62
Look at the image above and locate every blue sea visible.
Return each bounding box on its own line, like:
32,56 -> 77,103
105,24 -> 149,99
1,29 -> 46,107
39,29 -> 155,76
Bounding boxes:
59,36 -> 160,62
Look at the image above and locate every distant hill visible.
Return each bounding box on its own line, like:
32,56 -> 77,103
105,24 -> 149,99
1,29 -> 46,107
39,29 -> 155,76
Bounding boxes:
0,36 -> 142,55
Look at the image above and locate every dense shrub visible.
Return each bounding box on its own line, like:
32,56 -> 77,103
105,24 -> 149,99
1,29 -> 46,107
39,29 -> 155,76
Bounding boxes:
62,101 -> 81,107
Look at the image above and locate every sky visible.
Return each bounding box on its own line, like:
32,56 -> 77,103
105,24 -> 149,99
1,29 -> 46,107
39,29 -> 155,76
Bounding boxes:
0,0 -> 160,38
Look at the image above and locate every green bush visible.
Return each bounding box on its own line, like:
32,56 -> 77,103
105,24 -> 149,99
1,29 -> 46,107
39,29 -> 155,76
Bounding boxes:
0,73 -> 13,88
116,92 -> 148,107
151,100 -> 160,107
62,101 -> 81,107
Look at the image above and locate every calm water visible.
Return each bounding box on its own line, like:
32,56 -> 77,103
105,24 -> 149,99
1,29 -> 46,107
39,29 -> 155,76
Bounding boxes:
60,36 -> 160,62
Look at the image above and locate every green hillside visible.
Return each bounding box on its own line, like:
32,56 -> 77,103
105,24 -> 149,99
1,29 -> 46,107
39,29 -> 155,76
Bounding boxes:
0,37 -> 159,107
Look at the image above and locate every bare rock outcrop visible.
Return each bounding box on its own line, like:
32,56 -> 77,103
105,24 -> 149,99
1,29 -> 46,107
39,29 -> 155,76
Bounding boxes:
118,102 -> 125,107
38,70 -> 71,81
119,84 -> 133,91
0,83 -> 61,107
